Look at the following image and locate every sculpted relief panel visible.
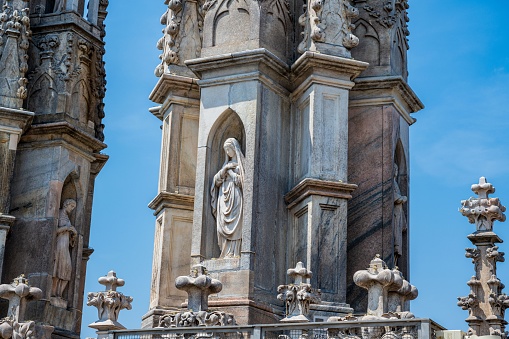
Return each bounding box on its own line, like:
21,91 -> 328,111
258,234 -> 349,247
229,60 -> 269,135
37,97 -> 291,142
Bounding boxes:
352,0 -> 410,77
27,31 -> 107,140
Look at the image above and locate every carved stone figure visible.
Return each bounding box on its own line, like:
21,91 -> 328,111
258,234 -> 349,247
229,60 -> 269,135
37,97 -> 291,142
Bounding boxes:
210,138 -> 245,258
53,0 -> 65,13
51,199 -> 77,299
393,164 -> 407,263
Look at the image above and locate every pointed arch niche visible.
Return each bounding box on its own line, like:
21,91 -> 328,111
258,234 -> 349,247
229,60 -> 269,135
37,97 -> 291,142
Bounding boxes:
202,108 -> 246,260
53,171 -> 84,307
394,139 -> 408,273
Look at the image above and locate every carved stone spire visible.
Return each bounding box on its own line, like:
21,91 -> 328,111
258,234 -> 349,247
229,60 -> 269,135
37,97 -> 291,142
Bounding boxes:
458,177 -> 508,337
0,0 -> 31,109
297,0 -> 359,58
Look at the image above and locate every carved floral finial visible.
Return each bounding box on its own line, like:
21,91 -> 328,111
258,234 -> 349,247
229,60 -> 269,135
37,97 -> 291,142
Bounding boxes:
460,177 -> 506,232
157,265 -> 235,328
87,271 -> 132,331
277,262 -> 321,323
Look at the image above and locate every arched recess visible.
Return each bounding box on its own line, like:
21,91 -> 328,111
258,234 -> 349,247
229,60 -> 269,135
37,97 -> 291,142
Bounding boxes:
352,19 -> 380,66
28,74 -> 58,114
212,0 -> 251,46
55,170 -> 83,307
202,108 -> 246,259
70,79 -> 90,124
392,28 -> 408,78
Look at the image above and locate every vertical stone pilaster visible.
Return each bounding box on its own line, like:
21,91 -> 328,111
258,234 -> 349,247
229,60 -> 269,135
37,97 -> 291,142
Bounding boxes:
286,52 -> 367,318
143,74 -> 200,328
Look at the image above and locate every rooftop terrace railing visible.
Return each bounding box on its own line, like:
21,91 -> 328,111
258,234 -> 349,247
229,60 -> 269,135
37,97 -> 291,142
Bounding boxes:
110,318 -> 445,339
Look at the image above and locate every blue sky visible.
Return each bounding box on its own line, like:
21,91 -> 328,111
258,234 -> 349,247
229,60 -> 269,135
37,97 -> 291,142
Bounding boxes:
81,1 -> 509,336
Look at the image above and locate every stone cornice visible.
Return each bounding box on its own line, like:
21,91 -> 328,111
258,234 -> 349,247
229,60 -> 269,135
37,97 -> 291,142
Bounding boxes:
291,52 -> 368,100
20,121 -> 106,153
149,74 -> 200,109
148,191 -> 195,215
90,153 -> 109,176
0,214 -> 15,228
185,48 -> 291,93
285,178 -> 358,209
0,107 -> 34,133
349,76 -> 424,125
30,11 -> 103,43
467,231 -> 503,245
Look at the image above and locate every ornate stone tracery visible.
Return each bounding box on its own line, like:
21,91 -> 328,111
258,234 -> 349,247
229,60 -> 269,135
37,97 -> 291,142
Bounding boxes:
0,0 -> 31,109
298,0 -> 359,57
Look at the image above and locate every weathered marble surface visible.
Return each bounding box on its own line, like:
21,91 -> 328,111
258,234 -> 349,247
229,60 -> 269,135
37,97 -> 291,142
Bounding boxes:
347,76 -> 422,313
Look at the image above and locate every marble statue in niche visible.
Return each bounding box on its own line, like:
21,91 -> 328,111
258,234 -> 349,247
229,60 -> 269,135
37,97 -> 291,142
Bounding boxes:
210,138 -> 245,258
51,198 -> 77,300
53,0 -> 66,13
393,164 -> 407,265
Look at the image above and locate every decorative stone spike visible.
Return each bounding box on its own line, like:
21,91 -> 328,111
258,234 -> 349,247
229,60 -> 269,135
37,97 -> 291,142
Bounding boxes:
277,262 -> 321,323
458,177 -> 508,337
157,264 -> 236,328
87,271 -> 133,332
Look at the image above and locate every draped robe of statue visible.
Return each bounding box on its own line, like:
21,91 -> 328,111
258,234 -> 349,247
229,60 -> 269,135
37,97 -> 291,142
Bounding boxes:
52,199 -> 77,298
53,0 -> 65,13
393,165 -> 407,262
210,138 -> 245,258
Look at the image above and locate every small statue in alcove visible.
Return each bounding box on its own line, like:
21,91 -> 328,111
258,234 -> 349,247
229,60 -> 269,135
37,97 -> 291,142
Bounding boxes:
51,198 -> 77,300
393,164 -> 407,265
210,138 -> 245,258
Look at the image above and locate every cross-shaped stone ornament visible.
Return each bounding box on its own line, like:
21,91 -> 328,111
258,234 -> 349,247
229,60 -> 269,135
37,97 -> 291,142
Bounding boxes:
0,274 -> 42,322
175,264 -> 222,312
98,270 -> 125,291
287,261 -> 312,285
471,177 -> 494,200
